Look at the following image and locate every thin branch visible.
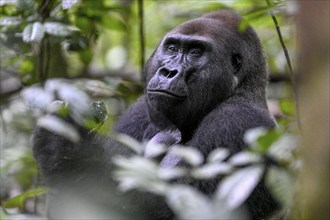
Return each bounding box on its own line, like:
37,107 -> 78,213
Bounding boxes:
269,9 -> 294,78
266,0 -> 301,131
137,0 -> 145,77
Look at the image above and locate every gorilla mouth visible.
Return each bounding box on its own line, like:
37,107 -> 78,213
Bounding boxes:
147,89 -> 187,100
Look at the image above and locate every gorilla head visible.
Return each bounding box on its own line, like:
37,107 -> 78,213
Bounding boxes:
145,10 -> 268,134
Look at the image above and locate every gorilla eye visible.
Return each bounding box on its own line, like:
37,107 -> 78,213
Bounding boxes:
190,48 -> 203,56
167,45 -> 178,52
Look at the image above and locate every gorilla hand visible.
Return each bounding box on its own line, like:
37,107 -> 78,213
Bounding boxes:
33,99 -> 105,185
144,128 -> 181,159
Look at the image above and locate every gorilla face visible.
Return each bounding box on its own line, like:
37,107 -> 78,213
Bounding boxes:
145,18 -> 242,132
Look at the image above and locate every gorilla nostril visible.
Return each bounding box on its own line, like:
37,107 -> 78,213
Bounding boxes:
160,68 -> 178,78
167,70 -> 178,78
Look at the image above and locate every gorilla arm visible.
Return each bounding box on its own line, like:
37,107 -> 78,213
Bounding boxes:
184,98 -> 279,219
33,124 -> 130,186
33,95 -> 180,185
33,98 -> 151,186
33,98 -> 179,219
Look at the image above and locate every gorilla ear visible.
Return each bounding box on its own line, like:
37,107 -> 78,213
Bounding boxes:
231,53 -> 242,74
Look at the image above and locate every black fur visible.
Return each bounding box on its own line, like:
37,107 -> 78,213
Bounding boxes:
33,10 -> 280,219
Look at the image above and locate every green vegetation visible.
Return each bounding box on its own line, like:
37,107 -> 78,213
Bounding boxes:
0,0 -> 306,219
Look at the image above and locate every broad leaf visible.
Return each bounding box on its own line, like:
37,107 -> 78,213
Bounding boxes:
266,167 -> 294,207
0,16 -> 22,26
22,22 -> 45,43
256,129 -> 282,153
37,115 -> 80,143
45,79 -> 92,124
244,127 -> 267,146
268,134 -> 299,162
279,99 -> 296,116
44,22 -> 71,36
158,167 -> 187,180
217,165 -> 264,209
91,101 -> 108,123
115,134 -> 144,155
229,152 -> 262,166
62,0 -> 80,9
244,127 -> 282,153
168,147 -> 203,167
144,141 -> 167,158
3,187 -> 47,209
113,156 -> 167,194
207,148 -> 230,163
21,86 -> 54,110
166,185 -> 214,219
191,163 -> 232,179
0,0 -> 17,6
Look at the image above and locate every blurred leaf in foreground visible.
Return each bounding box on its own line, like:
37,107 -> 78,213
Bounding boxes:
3,187 -> 47,209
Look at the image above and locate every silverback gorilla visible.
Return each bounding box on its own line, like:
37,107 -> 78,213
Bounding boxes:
33,10 -> 280,220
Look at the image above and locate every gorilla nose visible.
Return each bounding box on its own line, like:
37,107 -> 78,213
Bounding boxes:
159,68 -> 178,78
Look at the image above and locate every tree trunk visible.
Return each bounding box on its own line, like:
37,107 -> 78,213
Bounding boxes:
295,1 -> 329,219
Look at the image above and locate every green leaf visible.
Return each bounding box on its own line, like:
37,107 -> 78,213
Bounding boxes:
19,59 -> 34,74
158,167 -> 187,180
91,101 -> 107,123
266,167 -> 294,207
245,128 -> 283,153
115,133 -> 144,155
21,86 -> 54,110
279,99 -> 296,116
37,115 -> 80,143
168,147 -> 203,167
62,0 -> 80,9
73,16 -> 90,33
44,22 -> 71,36
166,185 -> 245,219
101,15 -> 126,31
217,165 -> 264,209
45,100 -> 69,116
22,22 -> 45,43
229,152 -> 262,166
166,185 -> 214,219
268,134 -> 299,164
0,16 -> 22,26
0,0 -> 17,6
113,156 -> 166,194
78,48 -> 93,65
244,127 -> 267,146
17,0 -> 37,13
256,129 -> 282,152
3,187 -> 47,209
0,209 -> 7,220
144,141 -> 167,158
45,80 -> 92,124
207,148 -> 230,163
191,163 -> 232,179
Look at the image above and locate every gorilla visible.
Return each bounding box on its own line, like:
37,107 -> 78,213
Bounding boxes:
33,10 -> 280,220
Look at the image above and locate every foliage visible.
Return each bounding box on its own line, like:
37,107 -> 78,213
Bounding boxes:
114,126 -> 299,219
0,0 -> 299,219
0,0 -> 130,84
3,188 -> 47,210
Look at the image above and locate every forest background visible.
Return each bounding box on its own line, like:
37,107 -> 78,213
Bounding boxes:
0,0 -> 329,219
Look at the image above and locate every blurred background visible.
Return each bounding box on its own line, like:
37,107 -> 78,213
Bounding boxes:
0,0 -> 328,219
